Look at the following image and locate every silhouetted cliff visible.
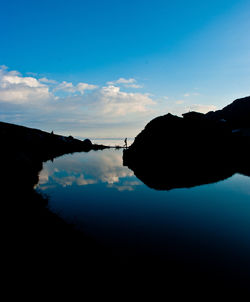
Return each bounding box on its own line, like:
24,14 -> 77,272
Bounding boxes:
206,96 -> 250,128
123,96 -> 250,190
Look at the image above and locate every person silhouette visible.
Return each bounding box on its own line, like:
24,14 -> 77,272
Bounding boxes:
124,138 -> 128,148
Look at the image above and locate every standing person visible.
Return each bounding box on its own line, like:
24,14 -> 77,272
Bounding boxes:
124,138 -> 128,148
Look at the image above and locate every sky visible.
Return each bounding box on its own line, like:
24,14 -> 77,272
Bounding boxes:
0,0 -> 250,139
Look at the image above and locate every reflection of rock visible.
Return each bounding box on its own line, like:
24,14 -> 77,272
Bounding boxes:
123,97 -> 250,190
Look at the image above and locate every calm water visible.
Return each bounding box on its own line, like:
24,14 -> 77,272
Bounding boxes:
37,148 -> 250,264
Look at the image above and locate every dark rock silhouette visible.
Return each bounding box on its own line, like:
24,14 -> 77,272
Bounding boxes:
206,96 -> 250,128
123,96 -> 250,190
1,121 -> 111,284
0,120 -> 109,198
83,138 -> 93,148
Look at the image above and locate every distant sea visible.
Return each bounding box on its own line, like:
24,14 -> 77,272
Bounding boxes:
76,137 -> 134,147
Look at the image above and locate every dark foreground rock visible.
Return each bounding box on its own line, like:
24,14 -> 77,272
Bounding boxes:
0,121 -> 114,287
123,96 -> 250,190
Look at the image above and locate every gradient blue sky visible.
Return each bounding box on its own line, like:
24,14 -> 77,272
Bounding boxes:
0,0 -> 249,138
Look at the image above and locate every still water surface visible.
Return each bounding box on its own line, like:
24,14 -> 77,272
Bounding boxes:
37,148 -> 250,261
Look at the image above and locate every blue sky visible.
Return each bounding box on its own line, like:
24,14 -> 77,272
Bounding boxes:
0,0 -> 249,139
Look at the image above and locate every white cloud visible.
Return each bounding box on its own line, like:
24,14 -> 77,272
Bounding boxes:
88,85 -> 155,117
0,65 -> 8,70
124,83 -> 143,89
0,67 -> 154,119
0,67 -> 51,104
176,100 -> 184,104
3,74 -> 40,87
157,98 -> 217,117
0,66 -> 218,138
39,77 -> 58,84
53,81 -> 75,93
107,77 -> 142,89
183,92 -> 201,97
76,82 -> 98,95
54,80 -> 98,95
107,78 -> 136,85
187,104 -> 217,113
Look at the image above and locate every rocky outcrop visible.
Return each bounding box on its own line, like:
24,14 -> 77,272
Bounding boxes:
123,97 -> 250,190
206,96 -> 250,128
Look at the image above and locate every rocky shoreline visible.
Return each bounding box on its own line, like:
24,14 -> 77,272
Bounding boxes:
0,121 -> 110,189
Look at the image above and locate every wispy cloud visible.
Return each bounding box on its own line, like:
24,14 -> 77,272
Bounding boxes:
53,81 -> 98,95
187,104 -> 217,113
39,77 -> 58,84
107,77 -> 143,88
107,77 -> 136,85
175,100 -> 185,104
183,92 -> 201,97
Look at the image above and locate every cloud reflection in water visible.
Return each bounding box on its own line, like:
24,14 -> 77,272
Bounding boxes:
38,149 -> 141,191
